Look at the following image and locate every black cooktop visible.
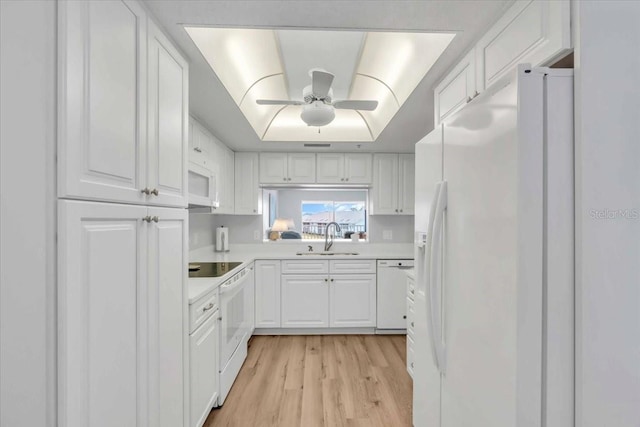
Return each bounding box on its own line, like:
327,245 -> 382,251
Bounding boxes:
188,262 -> 242,278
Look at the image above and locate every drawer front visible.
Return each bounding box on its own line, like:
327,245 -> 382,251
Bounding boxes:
281,259 -> 328,274
329,259 -> 376,274
407,335 -> 415,378
190,289 -> 218,333
406,296 -> 415,339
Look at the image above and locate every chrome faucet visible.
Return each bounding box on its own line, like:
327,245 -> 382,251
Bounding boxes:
324,222 -> 341,252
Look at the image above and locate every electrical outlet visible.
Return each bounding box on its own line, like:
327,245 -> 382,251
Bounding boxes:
254,230 -> 260,240
383,230 -> 393,240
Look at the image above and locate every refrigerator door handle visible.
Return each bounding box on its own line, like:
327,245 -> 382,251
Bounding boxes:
429,180 -> 448,374
424,181 -> 442,372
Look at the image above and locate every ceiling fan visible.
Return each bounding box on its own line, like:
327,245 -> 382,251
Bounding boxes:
256,69 -> 378,127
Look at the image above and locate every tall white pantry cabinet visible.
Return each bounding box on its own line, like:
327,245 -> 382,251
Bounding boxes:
57,1 -> 190,427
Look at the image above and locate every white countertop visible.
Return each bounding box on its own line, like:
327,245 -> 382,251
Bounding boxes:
188,243 -> 414,304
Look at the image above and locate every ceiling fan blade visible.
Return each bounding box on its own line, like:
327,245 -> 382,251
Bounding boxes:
311,70 -> 334,98
333,100 -> 378,111
256,99 -> 304,106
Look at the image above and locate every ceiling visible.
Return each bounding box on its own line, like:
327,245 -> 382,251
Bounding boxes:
143,0 -> 512,153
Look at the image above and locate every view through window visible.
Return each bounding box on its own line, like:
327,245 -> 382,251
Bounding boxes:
301,201 -> 366,240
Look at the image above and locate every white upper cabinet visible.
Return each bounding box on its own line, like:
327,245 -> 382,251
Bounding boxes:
398,154 -> 415,215
234,152 -> 262,215
260,153 -> 316,184
316,153 -> 372,184
476,0 -> 571,91
435,0 -> 571,126
371,154 -> 414,215
434,49 -> 477,126
59,1 -> 188,207
59,0 -> 147,205
147,20 -> 188,208
214,139 -> 235,214
189,118 -> 211,169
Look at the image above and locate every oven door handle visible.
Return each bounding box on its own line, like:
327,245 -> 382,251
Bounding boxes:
219,269 -> 249,295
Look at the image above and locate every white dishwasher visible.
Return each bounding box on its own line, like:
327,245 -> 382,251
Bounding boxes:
376,259 -> 414,330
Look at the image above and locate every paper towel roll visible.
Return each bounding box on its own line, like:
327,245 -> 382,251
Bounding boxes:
215,226 -> 229,252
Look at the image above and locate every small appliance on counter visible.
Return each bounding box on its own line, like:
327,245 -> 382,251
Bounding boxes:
215,226 -> 229,252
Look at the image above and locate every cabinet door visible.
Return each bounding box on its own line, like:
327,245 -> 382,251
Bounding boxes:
371,154 -> 399,215
259,153 -> 288,183
281,275 -> 329,327
476,0 -> 570,91
234,153 -> 261,215
58,200 -> 147,427
254,260 -> 281,327
147,207 -> 188,427
344,153 -> 372,184
189,119 -> 210,169
330,274 -> 377,327
316,153 -> 344,184
398,154 -> 415,215
224,148 -> 235,212
147,21 -> 188,208
59,0 -> 147,205
288,153 -> 316,183
434,49 -> 476,126
190,313 -> 219,427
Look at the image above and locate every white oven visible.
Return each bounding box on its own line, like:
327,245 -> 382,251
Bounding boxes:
218,266 -> 252,403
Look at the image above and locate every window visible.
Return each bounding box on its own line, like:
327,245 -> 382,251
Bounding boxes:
301,201 -> 366,240
263,188 -> 368,241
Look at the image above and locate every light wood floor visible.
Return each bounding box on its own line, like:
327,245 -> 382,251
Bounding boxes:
204,335 -> 412,427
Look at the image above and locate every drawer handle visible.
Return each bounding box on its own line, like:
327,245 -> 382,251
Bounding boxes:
202,303 -> 214,312
411,362 -> 414,368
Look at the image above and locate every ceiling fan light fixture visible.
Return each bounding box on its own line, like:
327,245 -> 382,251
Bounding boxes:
301,101 -> 335,127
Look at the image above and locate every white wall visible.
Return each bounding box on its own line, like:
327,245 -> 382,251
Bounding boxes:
0,1 -> 57,426
189,212 -> 414,249
573,2 -> 640,426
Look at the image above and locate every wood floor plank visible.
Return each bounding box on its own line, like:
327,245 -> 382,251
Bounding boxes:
204,335 -> 412,427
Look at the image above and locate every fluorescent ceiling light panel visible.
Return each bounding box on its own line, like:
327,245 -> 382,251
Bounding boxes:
185,27 -> 455,142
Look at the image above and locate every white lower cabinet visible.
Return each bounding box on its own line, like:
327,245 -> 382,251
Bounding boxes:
254,260 -> 281,327
330,274 -> 377,327
189,307 -> 219,427
281,275 -> 329,327
58,200 -> 187,427
274,260 -> 377,330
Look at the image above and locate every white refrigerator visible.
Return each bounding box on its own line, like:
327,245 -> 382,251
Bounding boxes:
413,65 -> 574,427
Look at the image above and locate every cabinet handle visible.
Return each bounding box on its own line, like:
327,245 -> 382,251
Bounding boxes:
330,278 -> 334,282
142,216 -> 152,223
151,216 -> 159,223
202,303 -> 214,312
411,362 -> 414,368
341,178 -> 345,182
345,178 -> 349,182
466,96 -> 473,103
141,188 -> 151,195
403,315 -> 407,319
194,147 -> 202,153
283,177 -> 287,181
324,278 -> 328,282
395,209 -> 399,213
473,90 -> 480,99
150,188 -> 159,196
411,322 -> 414,327
217,316 -> 222,321
400,209 -> 403,213
288,177 -> 292,181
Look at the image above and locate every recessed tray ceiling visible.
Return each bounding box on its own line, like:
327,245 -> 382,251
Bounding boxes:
186,27 -> 454,142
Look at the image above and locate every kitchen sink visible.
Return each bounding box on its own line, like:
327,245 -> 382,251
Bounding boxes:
295,252 -> 359,256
